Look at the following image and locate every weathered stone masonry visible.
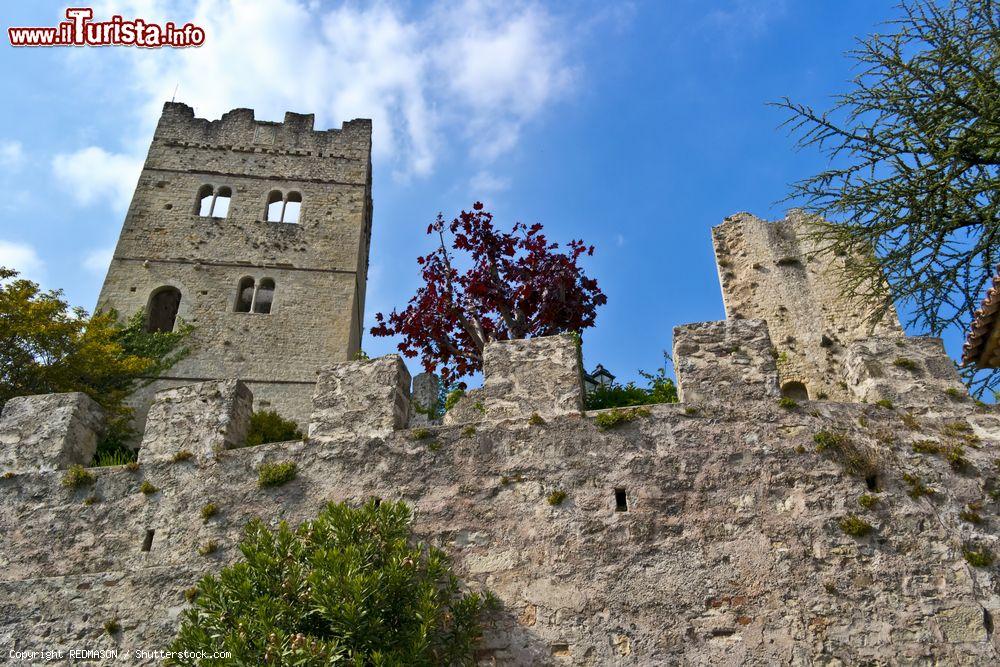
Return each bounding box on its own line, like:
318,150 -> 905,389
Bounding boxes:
96,103 -> 373,430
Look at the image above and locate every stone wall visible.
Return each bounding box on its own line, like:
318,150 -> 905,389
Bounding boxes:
2,335 -> 1000,665
672,319 -> 780,404
712,211 -> 903,401
96,102 -> 373,433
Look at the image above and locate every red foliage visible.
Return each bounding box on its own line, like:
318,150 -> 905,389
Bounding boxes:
371,203 -> 606,384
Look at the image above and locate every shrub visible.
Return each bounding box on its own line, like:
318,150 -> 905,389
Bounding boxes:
892,357 -> 917,370
528,412 -> 545,426
547,490 -> 567,506
140,480 -> 159,495
838,515 -> 873,537
778,397 -> 798,409
61,464 -> 94,489
170,500 -> 496,665
858,494 -> 878,510
201,503 -> 218,522
245,410 -> 302,447
444,388 -> 465,411
813,431 -> 878,479
964,547 -> 993,568
258,461 -> 297,488
172,449 -> 193,463
594,407 -> 650,430
104,618 -> 121,635
198,540 -> 218,556
584,357 -> 678,410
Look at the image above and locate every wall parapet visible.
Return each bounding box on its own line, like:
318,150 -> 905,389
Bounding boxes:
0,392 -> 105,473
672,319 -> 780,404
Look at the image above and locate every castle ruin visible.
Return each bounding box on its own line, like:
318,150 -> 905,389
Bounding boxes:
2,106 -> 1000,665
96,102 -> 373,430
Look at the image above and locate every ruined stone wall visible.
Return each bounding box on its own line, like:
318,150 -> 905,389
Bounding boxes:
96,103 -> 372,430
3,334 -> 1000,665
712,211 -> 903,402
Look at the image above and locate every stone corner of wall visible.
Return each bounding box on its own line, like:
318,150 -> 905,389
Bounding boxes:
309,354 -> 411,441
672,319 -> 779,404
0,392 -> 106,473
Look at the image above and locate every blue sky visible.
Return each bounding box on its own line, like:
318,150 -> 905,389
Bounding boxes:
1,1 -> 962,387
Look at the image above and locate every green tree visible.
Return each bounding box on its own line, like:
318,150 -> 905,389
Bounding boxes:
773,0 -> 999,394
169,500 -> 496,666
0,268 -> 190,458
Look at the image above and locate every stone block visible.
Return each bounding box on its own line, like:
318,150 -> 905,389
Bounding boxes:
0,393 -> 105,473
309,355 -> 411,441
442,335 -> 584,426
138,380 -> 253,464
672,319 -> 780,404
409,372 -> 440,426
842,336 -> 967,409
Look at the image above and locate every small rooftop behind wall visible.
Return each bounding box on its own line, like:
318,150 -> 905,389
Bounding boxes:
712,211 -> 903,401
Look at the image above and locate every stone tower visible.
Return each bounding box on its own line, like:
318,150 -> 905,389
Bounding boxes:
711,211 -> 903,401
96,102 -> 373,430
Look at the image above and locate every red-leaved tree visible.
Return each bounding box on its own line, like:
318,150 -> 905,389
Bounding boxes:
371,203 -> 606,384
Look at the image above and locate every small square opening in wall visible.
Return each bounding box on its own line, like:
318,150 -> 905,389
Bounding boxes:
141,529 -> 154,552
614,488 -> 628,512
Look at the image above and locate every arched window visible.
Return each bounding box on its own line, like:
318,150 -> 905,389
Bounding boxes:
233,277 -> 276,314
213,186 -> 232,218
265,191 -> 284,222
195,184 -> 232,218
781,380 -> 809,402
147,286 -> 181,333
283,192 -> 302,223
235,277 -> 254,312
253,278 -> 275,314
264,190 -> 302,224
195,184 -> 214,216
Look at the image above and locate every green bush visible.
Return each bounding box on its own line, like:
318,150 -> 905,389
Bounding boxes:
584,358 -> 678,410
838,514 -> 873,537
594,406 -> 651,430
168,500 -> 496,665
61,464 -> 94,489
547,489 -> 567,506
258,461 -> 297,488
964,547 -> 993,568
245,410 -> 303,447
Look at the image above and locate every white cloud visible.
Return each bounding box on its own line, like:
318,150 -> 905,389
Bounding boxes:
469,170 -> 511,194
51,147 -> 142,211
89,0 -> 578,179
0,240 -> 44,283
0,140 -> 24,169
83,246 -> 115,275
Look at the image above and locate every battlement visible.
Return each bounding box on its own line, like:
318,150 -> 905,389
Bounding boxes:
155,102 -> 372,157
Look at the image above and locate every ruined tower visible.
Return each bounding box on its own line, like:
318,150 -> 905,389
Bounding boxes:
96,102 -> 373,429
711,211 -> 903,401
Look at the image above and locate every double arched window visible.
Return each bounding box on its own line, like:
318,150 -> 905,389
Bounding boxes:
265,190 -> 302,224
147,286 -> 181,332
195,184 -> 232,218
234,277 -> 275,314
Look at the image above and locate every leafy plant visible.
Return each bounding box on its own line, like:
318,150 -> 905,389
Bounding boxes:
547,490 -> 567,506
61,464 -> 94,489
244,410 -> 302,447
584,353 -> 678,410
593,406 -> 651,430
169,500 -> 496,665
172,449 -> 194,463
139,480 -> 159,495
778,397 -> 798,409
201,503 -> 218,522
838,514 -> 873,537
258,461 -> 297,488
964,547 -> 994,568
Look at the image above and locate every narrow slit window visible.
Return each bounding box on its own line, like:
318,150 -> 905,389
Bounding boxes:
142,529 -> 155,552
614,488 -> 628,512
253,278 -> 274,314
235,277 -> 254,312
